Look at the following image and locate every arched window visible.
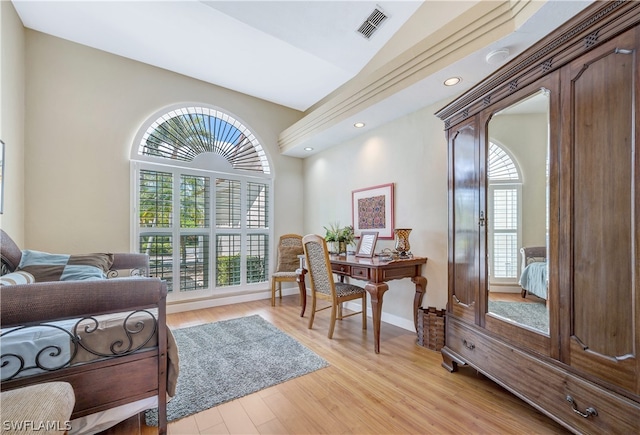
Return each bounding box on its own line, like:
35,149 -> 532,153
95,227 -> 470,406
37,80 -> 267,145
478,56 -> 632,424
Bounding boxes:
131,105 -> 272,298
488,142 -> 522,284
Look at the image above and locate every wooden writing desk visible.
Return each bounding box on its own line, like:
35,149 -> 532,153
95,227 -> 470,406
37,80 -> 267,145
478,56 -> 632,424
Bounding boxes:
296,254 -> 428,353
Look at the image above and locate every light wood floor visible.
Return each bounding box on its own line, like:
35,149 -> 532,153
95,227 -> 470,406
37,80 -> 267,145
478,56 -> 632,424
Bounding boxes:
489,292 -> 545,303
105,295 -> 568,435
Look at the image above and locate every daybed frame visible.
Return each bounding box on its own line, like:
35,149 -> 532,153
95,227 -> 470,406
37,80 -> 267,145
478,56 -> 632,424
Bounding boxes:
0,230 -> 168,434
519,245 -> 546,299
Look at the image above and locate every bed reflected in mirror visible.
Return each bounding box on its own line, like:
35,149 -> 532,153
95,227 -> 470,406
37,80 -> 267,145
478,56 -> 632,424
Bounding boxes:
486,90 -> 549,334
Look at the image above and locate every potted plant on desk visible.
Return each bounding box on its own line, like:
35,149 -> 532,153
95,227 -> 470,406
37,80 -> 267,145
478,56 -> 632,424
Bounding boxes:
323,222 -> 355,256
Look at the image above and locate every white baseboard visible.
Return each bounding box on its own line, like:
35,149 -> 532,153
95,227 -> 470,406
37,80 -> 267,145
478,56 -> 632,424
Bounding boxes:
489,286 -> 521,294
167,286 -> 415,332
343,301 -> 414,331
166,286 -> 300,314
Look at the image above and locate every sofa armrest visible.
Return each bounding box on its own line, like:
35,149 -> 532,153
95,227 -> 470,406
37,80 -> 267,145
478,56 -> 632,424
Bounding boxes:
0,277 -> 167,328
109,253 -> 150,277
520,246 -> 547,270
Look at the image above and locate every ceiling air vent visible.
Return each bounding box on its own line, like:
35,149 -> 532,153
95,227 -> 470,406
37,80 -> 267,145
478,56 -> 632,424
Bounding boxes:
357,7 -> 388,39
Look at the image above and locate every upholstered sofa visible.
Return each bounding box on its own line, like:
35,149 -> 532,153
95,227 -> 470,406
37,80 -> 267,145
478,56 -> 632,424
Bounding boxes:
0,230 -> 175,434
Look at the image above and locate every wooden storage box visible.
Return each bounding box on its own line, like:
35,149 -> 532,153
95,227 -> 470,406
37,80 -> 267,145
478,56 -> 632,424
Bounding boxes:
417,307 -> 446,351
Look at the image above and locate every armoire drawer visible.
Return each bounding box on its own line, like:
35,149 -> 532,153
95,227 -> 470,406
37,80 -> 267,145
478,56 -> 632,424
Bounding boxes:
446,318 -> 494,368
446,319 -> 640,434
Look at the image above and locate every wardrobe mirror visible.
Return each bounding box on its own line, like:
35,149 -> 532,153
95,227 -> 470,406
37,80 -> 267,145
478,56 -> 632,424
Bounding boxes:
486,90 -> 549,334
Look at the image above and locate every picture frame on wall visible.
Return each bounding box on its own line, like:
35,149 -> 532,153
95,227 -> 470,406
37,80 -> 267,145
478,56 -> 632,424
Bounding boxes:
352,183 -> 394,239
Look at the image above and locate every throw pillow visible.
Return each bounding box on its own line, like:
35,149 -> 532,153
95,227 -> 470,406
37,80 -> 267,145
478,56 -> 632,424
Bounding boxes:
526,257 -> 546,265
277,245 -> 303,272
17,250 -> 114,282
0,271 -> 36,286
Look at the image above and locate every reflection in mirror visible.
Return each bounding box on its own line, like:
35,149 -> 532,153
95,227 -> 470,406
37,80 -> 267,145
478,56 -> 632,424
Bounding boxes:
487,90 -> 549,334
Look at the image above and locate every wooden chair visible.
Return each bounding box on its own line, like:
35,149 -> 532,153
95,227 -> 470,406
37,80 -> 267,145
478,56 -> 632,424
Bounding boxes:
302,234 -> 367,338
271,234 -> 304,306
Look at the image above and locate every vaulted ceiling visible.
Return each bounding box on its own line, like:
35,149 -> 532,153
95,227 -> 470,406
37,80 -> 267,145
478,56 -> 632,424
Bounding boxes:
12,0 -> 593,157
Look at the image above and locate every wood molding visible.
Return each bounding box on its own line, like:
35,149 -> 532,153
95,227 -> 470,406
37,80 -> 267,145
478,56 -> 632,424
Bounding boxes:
278,0 -> 545,153
436,0 -> 640,127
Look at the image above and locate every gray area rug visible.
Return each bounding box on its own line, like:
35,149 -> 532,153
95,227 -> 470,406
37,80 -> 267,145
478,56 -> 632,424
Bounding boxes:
145,314 -> 328,425
488,301 -> 549,333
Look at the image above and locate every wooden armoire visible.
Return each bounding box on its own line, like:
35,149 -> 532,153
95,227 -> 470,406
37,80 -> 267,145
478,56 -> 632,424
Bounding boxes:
436,1 -> 639,433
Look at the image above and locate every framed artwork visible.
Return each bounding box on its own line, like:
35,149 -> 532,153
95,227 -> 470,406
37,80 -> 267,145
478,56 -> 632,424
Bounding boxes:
355,231 -> 379,258
352,183 -> 394,239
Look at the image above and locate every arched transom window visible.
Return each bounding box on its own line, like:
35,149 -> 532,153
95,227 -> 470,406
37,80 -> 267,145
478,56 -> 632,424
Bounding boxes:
488,142 -> 522,283
137,106 -> 270,174
489,142 -> 519,181
131,105 -> 272,298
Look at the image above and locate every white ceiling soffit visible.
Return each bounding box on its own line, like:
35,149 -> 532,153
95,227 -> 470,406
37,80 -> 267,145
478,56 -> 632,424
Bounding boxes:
279,0 -> 594,157
12,0 -> 594,158
12,0 -> 423,112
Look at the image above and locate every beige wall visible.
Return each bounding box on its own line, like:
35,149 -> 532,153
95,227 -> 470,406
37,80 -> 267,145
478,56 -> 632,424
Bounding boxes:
23,30 -> 304,254
0,1 -> 26,244
14,15 -> 449,328
490,112 -> 548,247
303,102 -> 449,328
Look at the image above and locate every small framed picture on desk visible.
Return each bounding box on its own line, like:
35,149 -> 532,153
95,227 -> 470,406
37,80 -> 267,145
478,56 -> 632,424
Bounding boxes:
355,231 -> 378,258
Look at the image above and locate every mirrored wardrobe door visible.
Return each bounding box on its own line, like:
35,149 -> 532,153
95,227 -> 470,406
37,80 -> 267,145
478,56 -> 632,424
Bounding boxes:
485,90 -> 550,336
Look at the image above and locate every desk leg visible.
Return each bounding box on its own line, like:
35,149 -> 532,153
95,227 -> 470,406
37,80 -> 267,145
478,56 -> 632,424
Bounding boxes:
365,282 -> 389,354
411,275 -> 428,331
296,268 -> 307,317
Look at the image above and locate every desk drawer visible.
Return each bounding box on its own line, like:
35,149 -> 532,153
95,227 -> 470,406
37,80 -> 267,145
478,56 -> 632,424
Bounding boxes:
381,265 -> 417,281
447,319 -> 640,434
350,266 -> 370,280
331,263 -> 350,275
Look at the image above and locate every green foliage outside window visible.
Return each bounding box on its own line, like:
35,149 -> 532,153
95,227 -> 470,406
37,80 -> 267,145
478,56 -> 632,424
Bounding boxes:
216,255 -> 266,286
137,108 -> 271,293
246,256 -> 267,283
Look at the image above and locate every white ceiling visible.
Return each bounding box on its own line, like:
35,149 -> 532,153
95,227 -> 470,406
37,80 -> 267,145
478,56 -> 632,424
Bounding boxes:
12,0 -> 422,111
12,0 -> 593,157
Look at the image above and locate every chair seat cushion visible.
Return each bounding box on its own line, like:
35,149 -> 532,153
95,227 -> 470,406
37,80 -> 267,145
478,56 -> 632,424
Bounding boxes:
1,382 -> 75,434
335,282 -> 365,297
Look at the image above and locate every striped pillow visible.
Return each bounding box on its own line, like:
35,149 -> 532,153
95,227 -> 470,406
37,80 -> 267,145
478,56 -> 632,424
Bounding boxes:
0,271 -> 36,286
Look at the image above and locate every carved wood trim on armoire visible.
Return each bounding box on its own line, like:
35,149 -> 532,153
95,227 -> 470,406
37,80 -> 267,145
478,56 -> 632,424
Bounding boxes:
436,1 -> 639,433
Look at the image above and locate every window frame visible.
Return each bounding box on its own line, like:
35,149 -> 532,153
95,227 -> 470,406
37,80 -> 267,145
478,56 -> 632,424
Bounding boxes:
487,141 -> 523,289
488,181 -> 522,285
130,104 -> 273,302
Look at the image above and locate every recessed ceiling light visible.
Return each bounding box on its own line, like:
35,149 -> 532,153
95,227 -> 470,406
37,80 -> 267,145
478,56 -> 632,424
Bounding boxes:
354,122 -> 365,128
304,147 -> 314,151
444,77 -> 461,86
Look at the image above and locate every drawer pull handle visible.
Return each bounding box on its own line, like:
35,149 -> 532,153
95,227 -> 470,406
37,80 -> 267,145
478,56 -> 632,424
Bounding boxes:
463,339 -> 475,350
566,396 -> 598,419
